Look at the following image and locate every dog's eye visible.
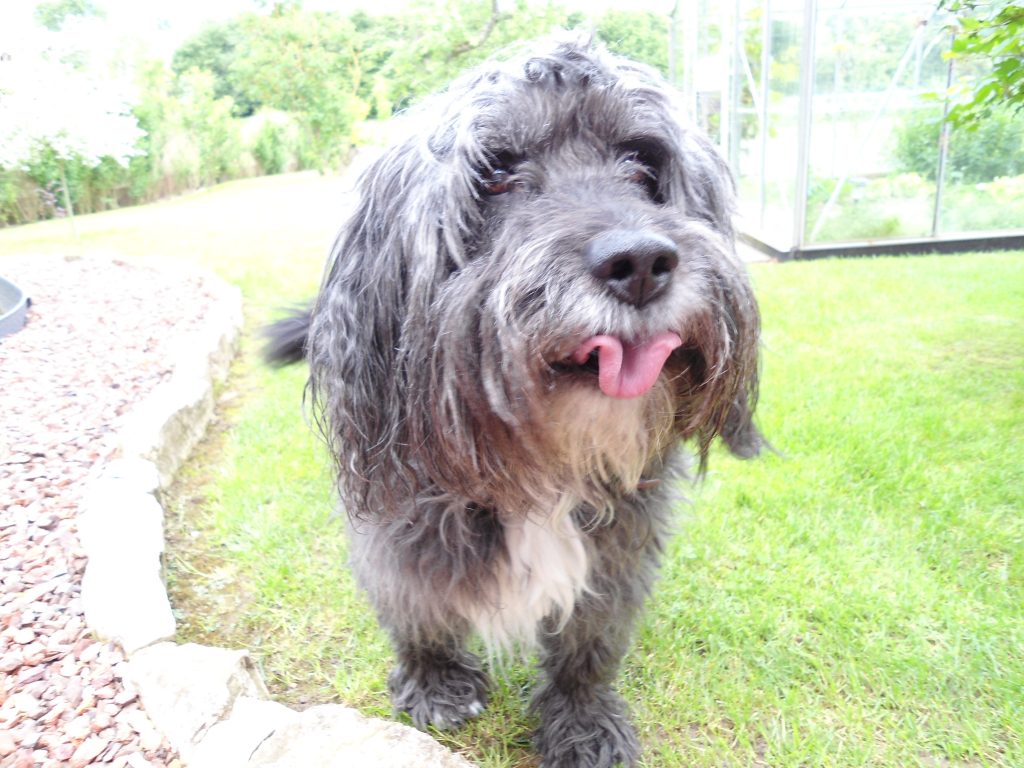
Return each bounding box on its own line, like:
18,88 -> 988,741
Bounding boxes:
624,156 -> 656,185
479,151 -> 522,196
619,142 -> 665,203
481,168 -> 514,196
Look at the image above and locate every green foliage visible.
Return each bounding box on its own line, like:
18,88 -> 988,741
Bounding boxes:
250,112 -> 299,175
592,11 -> 669,76
347,11 -> 411,119
893,106 -> 1024,182
129,62 -> 245,195
805,169 -> 1024,242
252,122 -> 285,176
180,69 -> 245,186
817,15 -> 947,95
6,0 -> 687,224
0,171 -> 34,226
171,19 -> 259,117
942,1 -> 1024,128
5,146 -> 142,227
33,0 -> 102,31
942,1 -> 1024,127
166,2 -> 686,127
379,0 -> 572,111
370,76 -> 393,122
943,174 -> 1024,230
230,9 -> 366,168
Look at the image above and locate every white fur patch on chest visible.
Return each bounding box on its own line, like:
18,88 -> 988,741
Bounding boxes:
458,495 -> 589,650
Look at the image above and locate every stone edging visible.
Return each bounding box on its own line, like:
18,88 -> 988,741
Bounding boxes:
77,268 -> 474,768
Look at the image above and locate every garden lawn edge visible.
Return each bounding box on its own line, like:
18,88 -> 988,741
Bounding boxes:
78,266 -> 475,768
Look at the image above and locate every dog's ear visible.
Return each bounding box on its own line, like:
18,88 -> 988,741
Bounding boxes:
686,260 -> 764,467
720,381 -> 764,459
654,126 -> 762,464
663,124 -> 765,462
308,138 -> 471,516
670,127 -> 737,239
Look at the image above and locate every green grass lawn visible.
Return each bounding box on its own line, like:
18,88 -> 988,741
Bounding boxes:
0,170 -> 348,313
2,173 -> 1020,767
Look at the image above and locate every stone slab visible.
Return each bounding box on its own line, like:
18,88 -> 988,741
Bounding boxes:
188,696 -> 300,768
249,703 -> 477,768
124,642 -> 270,763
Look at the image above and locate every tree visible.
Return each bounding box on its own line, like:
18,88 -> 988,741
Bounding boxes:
33,0 -> 103,32
382,0 -> 572,110
172,20 -> 260,117
347,11 -> 415,119
941,0 -> 1024,127
593,10 -> 670,76
230,9 -> 366,168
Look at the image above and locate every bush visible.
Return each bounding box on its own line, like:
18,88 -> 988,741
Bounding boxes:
0,60 -> 259,227
0,170 -> 49,226
943,175 -> 1024,231
247,111 -> 302,175
893,107 -> 1024,183
174,69 -> 244,187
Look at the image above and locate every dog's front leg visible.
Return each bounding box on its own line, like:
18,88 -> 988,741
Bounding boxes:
530,501 -> 667,768
532,592 -> 642,768
387,632 -> 490,731
530,493 -> 670,768
348,514 -> 492,731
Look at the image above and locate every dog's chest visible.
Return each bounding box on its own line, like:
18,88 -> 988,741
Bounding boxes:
457,496 -> 589,650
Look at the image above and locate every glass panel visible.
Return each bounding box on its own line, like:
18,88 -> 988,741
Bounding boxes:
690,0 -> 729,147
937,93 -> 1024,235
695,0 -> 1022,250
804,1 -> 947,245
733,0 -> 804,248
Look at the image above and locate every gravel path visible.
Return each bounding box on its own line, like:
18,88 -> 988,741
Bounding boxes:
1,255 -> 224,768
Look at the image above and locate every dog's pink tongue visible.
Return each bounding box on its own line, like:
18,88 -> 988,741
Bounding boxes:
572,332 -> 683,399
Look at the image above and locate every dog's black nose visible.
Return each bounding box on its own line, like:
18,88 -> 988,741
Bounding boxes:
583,230 -> 679,308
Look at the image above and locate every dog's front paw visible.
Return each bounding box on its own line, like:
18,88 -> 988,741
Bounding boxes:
388,658 -> 489,731
533,684 -> 640,768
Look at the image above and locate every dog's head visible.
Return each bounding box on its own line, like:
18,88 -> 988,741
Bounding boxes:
310,36 -> 762,513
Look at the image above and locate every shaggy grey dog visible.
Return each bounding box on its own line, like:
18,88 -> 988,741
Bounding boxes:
266,36 -> 762,768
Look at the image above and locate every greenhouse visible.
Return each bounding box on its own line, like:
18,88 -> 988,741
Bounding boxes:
676,0 -> 1024,258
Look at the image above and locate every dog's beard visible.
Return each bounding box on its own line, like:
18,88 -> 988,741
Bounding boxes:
403,209 -> 746,518
543,379 -> 677,515
445,380 -> 676,651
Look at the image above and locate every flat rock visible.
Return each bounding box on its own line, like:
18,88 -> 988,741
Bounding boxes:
93,458 -> 162,497
79,480 -> 174,653
187,696 -> 299,768
78,478 -> 165,563
249,704 -> 476,768
119,376 -> 216,490
123,643 -> 269,762
118,284 -> 241,490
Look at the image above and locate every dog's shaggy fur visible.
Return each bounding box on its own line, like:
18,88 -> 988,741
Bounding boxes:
266,36 -> 762,768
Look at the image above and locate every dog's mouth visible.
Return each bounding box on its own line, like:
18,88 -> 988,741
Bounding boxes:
552,332 -> 683,399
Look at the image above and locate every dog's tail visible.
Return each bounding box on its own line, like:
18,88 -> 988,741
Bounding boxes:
262,306 -> 312,366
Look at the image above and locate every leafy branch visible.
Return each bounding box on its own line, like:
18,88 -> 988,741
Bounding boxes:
941,0 -> 1024,127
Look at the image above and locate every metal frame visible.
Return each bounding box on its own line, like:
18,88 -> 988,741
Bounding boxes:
740,230 -> 1024,261
791,0 -> 817,250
